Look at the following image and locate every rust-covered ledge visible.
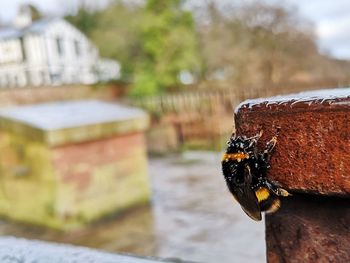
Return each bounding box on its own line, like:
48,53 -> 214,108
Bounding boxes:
235,88 -> 350,263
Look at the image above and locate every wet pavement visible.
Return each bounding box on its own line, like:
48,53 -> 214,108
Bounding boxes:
0,152 -> 265,263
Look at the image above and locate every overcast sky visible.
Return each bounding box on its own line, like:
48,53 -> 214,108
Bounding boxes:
1,0 -> 350,59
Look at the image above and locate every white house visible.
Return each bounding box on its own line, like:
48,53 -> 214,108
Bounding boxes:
0,6 -> 120,88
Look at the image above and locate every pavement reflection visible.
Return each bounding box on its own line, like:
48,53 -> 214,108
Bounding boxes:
0,152 -> 265,263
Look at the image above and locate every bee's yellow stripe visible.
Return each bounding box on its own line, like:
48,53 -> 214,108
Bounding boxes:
255,187 -> 270,202
265,199 -> 281,214
222,153 -> 249,162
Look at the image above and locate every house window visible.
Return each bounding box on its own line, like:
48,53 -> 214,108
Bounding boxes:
13,75 -> 19,87
74,40 -> 81,57
41,71 -> 46,84
25,70 -> 31,86
5,74 -> 10,87
51,73 -> 62,85
20,37 -> 26,61
56,37 -> 64,56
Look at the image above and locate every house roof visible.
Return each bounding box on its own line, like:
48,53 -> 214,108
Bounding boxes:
0,28 -> 22,39
0,17 -> 58,40
27,18 -> 56,33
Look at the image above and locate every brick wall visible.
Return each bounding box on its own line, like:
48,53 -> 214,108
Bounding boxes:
52,133 -> 150,225
0,85 -> 122,108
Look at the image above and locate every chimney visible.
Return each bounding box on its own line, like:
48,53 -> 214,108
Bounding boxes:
14,5 -> 33,29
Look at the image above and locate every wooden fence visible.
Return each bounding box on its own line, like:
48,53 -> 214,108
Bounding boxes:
131,87 -> 266,150
130,80 -> 350,150
133,88 -> 239,115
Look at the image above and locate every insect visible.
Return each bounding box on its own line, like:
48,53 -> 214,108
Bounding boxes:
221,131 -> 290,221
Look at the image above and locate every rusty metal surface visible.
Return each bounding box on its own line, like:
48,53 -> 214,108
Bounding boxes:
265,194 -> 350,263
235,89 -> 350,196
235,89 -> 350,263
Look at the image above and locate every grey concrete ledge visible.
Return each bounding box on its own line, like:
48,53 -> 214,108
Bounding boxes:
0,237 -> 179,263
0,100 -> 149,146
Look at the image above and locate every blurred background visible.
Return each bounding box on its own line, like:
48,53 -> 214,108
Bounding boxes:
0,0 -> 349,262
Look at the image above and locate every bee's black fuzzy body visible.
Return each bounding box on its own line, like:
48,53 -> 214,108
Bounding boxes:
221,132 -> 289,221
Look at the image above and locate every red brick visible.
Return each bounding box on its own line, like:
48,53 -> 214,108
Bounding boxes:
52,133 -> 144,169
52,132 -> 145,190
62,171 -> 91,191
0,85 -> 116,108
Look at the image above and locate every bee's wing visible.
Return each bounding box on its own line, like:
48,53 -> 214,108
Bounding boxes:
234,186 -> 262,221
234,164 -> 262,221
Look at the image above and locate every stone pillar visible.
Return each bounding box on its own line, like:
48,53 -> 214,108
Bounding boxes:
0,100 -> 150,230
234,88 -> 350,263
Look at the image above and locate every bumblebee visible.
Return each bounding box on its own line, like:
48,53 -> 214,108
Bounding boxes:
222,131 -> 290,221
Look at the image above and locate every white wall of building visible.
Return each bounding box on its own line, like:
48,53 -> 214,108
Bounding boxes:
0,18 -> 117,89
43,19 -> 98,85
0,38 -> 23,64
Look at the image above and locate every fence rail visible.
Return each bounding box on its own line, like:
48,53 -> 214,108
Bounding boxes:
130,80 -> 350,150
132,88 -> 240,115
130,87 -> 260,149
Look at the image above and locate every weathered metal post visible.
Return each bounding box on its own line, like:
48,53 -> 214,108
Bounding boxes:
235,88 -> 350,262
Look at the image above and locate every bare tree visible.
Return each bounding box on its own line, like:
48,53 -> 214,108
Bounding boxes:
197,1 -> 326,90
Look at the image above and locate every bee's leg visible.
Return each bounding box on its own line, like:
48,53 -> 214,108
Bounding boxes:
248,130 -> 263,147
249,130 -> 263,140
263,136 -> 277,159
263,127 -> 281,156
265,180 -> 290,197
246,131 -> 264,158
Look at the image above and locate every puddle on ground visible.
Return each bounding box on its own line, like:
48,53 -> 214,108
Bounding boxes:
0,152 -> 265,263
